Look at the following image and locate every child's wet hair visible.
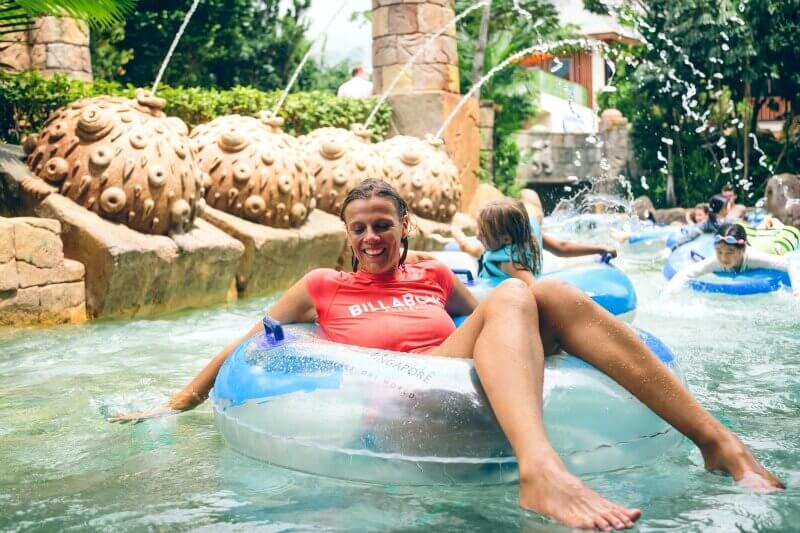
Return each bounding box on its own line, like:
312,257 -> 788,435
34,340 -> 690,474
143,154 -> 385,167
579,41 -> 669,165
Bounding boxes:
477,198 -> 542,277
716,223 -> 748,249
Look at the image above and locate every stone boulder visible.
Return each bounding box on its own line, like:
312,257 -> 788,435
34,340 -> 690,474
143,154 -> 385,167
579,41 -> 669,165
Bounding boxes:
201,206 -> 346,297
632,195 -> 656,220
765,174 -> 800,227
32,194 -> 243,318
0,216 -> 87,327
655,207 -> 689,225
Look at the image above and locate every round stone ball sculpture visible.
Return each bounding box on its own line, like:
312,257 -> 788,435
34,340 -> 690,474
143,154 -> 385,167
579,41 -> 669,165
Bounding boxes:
301,125 -> 390,216
23,89 -> 202,235
377,135 -> 462,222
190,114 -> 315,228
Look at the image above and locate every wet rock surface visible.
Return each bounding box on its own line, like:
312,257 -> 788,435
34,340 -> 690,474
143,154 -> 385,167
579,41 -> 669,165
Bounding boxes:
0,216 -> 87,326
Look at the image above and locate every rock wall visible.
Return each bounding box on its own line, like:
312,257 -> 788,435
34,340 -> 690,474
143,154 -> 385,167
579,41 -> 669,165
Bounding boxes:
0,217 -> 87,327
515,110 -> 631,194
0,17 -> 92,81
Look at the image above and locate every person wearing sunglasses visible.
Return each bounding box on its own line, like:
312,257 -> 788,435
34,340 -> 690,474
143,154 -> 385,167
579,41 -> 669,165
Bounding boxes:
664,223 -> 800,295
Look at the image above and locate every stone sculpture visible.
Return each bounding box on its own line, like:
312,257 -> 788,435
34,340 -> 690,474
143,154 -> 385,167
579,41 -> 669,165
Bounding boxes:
23,90 -> 202,235
377,135 -> 461,222
300,124 -> 389,216
190,112 -> 315,228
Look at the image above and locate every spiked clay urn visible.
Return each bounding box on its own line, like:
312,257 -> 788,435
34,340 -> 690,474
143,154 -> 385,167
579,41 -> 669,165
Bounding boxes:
190,112 -> 315,228
23,89 -> 203,235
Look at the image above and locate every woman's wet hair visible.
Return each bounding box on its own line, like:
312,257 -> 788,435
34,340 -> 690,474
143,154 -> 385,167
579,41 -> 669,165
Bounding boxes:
340,178 -> 409,271
716,222 -> 748,249
476,198 -> 542,277
708,194 -> 727,216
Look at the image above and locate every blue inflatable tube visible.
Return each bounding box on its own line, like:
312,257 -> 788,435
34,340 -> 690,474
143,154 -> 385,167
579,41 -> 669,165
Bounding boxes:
628,226 -> 675,245
663,235 -> 791,295
211,319 -> 685,485
434,251 -> 637,323
665,225 -> 702,250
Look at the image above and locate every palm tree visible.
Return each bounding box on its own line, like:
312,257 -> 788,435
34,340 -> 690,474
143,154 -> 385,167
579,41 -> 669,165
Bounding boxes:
1,0 -> 134,37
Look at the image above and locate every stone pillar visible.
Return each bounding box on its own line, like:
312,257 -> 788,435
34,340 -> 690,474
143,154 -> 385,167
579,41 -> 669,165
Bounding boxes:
0,16 -> 92,81
372,0 -> 481,209
479,100 -> 495,176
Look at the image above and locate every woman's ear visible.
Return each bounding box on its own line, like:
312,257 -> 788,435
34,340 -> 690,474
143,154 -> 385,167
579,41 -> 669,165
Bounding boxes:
402,214 -> 410,237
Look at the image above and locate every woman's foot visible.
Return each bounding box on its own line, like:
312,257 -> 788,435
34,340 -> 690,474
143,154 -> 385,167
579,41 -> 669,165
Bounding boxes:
700,433 -> 785,491
519,457 -> 640,530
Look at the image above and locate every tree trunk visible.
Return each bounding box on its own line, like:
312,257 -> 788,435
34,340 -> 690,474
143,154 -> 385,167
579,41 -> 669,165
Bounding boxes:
666,143 -> 676,207
471,0 -> 492,100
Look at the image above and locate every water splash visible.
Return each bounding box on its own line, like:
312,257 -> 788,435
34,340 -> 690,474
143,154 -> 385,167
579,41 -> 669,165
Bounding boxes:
363,0 -> 490,130
151,0 -> 202,95
273,0 -> 349,116
435,39 -> 602,139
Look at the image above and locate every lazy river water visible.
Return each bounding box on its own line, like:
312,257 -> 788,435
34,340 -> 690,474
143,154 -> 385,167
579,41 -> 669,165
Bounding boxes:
2,219 -> 799,532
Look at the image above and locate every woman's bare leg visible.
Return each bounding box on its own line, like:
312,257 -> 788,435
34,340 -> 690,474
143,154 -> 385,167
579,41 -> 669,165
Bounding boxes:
532,279 -> 784,490
431,279 -> 640,530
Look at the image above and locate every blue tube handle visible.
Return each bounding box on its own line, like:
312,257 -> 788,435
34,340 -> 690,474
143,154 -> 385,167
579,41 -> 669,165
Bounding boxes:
452,268 -> 474,284
600,253 -> 613,265
690,250 -> 705,263
262,315 -> 285,342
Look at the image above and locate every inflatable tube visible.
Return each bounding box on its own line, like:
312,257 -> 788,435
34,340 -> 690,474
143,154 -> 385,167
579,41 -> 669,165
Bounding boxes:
443,235 -> 479,252
433,251 -> 637,322
211,320 -> 685,485
663,235 -> 792,295
666,225 -> 702,250
746,208 -> 767,226
628,226 -> 675,245
744,225 -> 800,255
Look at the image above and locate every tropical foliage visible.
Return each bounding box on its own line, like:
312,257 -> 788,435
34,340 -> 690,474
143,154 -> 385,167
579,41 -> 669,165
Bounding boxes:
594,0 -> 800,207
0,70 -> 392,144
90,0 -> 322,92
456,0 -> 566,195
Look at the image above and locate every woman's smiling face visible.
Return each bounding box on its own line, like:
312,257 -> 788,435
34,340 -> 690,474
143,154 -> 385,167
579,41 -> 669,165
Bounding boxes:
343,196 -> 408,274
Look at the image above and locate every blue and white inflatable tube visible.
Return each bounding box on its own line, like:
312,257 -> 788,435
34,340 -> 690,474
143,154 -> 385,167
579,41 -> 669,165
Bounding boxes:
433,251 -> 637,322
666,225 -> 702,251
664,235 -> 791,295
626,226 -> 677,254
211,320 -> 685,485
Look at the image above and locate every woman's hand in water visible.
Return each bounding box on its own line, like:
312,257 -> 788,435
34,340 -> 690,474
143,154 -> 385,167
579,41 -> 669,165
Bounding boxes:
109,391 -> 203,424
108,406 -> 177,424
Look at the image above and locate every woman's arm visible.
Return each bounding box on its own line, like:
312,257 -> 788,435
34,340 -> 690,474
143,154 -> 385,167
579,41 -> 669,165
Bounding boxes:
542,234 -> 617,258
452,228 -> 485,258
500,262 -> 536,286
445,272 -> 479,316
110,274 -> 318,423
